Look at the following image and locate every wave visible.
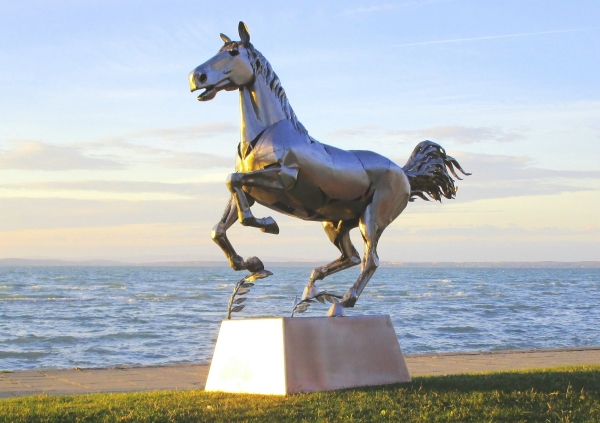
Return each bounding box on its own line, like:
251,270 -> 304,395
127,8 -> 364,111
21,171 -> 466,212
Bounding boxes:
0,351 -> 49,359
437,326 -> 481,333
0,266 -> 598,370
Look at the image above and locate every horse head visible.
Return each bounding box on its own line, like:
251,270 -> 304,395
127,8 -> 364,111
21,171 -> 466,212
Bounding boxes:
188,22 -> 255,101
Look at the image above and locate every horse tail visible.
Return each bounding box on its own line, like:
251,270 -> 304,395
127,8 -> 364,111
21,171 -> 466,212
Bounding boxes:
402,140 -> 471,202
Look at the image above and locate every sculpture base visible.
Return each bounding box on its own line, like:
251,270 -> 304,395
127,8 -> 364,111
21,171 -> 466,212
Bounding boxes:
205,315 -> 411,395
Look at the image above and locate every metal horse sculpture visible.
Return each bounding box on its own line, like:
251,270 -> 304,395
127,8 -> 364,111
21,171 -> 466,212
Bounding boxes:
189,22 -> 469,316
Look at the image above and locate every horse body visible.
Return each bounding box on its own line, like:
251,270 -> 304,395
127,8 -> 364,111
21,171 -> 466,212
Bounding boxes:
236,118 -> 403,222
189,22 -> 468,315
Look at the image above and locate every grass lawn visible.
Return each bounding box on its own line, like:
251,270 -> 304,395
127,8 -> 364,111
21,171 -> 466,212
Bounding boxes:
1,365 -> 599,422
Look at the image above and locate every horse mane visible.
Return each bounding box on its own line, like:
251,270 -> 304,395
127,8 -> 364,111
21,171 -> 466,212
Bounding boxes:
246,44 -> 308,135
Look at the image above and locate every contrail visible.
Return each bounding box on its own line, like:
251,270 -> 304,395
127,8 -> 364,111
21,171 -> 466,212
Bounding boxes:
394,28 -> 592,47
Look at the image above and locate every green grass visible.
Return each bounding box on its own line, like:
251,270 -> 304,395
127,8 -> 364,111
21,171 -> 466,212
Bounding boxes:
1,366 -> 599,422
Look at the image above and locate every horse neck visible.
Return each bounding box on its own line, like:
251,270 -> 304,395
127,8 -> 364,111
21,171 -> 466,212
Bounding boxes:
239,75 -> 288,145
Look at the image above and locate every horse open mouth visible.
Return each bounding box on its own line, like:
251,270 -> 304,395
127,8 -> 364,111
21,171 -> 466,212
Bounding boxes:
197,85 -> 217,101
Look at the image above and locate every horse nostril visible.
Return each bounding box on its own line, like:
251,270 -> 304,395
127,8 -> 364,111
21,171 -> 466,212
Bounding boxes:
199,73 -> 207,84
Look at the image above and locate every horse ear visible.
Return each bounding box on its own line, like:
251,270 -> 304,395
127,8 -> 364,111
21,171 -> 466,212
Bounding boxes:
220,33 -> 232,44
238,21 -> 250,47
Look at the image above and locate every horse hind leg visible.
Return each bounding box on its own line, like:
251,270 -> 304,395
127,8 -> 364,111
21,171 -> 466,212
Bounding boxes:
341,172 -> 410,308
302,220 -> 360,299
340,204 -> 380,308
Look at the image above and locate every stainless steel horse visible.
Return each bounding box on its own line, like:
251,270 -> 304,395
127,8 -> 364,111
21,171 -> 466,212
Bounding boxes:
189,22 -> 469,316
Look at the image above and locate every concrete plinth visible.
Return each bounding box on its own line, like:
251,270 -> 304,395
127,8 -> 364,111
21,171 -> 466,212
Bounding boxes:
205,315 -> 411,395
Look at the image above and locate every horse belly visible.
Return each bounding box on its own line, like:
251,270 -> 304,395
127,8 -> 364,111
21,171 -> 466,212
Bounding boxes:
249,173 -> 362,222
253,191 -> 363,222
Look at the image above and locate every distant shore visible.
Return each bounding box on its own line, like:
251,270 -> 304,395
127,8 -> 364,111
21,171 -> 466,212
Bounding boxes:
0,258 -> 599,268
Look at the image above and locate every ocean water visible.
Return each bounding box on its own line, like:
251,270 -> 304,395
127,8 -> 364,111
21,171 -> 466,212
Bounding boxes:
0,266 -> 598,370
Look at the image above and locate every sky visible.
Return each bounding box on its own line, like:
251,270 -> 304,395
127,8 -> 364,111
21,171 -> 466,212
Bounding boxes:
0,0 -> 599,262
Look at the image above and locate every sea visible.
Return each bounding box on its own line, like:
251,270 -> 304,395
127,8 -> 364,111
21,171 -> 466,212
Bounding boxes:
1,265 -> 598,370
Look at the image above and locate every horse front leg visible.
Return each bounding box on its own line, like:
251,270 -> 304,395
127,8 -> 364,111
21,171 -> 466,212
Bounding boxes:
225,166 -> 298,234
339,174 -> 408,311
211,195 -> 264,272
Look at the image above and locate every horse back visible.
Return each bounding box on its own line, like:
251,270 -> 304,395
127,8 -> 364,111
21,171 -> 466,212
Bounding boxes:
292,142 -> 372,202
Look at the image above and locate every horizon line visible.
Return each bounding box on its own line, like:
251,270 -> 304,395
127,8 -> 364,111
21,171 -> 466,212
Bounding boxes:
0,258 -> 598,268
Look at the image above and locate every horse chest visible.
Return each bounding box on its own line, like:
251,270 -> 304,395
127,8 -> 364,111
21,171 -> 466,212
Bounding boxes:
235,140 -> 282,173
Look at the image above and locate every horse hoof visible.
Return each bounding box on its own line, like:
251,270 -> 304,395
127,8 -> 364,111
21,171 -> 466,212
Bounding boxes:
302,284 -> 319,300
229,255 -> 246,271
326,303 -> 345,317
260,217 -> 279,235
245,256 -> 264,272
341,293 -> 357,308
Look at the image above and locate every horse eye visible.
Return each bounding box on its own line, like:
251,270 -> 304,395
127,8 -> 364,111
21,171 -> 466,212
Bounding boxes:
228,50 -> 239,56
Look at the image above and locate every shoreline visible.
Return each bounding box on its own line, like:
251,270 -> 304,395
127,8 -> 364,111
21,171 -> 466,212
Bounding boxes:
2,346 -> 599,398
5,346 -> 600,373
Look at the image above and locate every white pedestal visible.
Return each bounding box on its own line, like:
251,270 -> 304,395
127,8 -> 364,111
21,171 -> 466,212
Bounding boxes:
205,315 -> 411,395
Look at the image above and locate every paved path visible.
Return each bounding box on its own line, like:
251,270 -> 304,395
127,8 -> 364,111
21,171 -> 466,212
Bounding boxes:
405,346 -> 600,376
1,347 -> 599,399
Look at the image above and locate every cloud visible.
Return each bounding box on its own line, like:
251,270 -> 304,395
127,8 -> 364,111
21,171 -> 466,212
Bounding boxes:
450,152 -> 600,182
76,122 -> 237,169
104,145 -> 234,170
0,180 -> 229,198
394,28 -> 593,48
159,151 -> 233,169
388,224 -> 600,240
0,195 -> 230,232
392,126 -> 525,144
402,151 -> 600,202
344,0 -> 448,14
99,122 -> 238,145
327,125 -> 379,138
0,141 -> 125,171
0,138 -> 233,172
329,125 -> 525,144
454,183 -> 597,203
